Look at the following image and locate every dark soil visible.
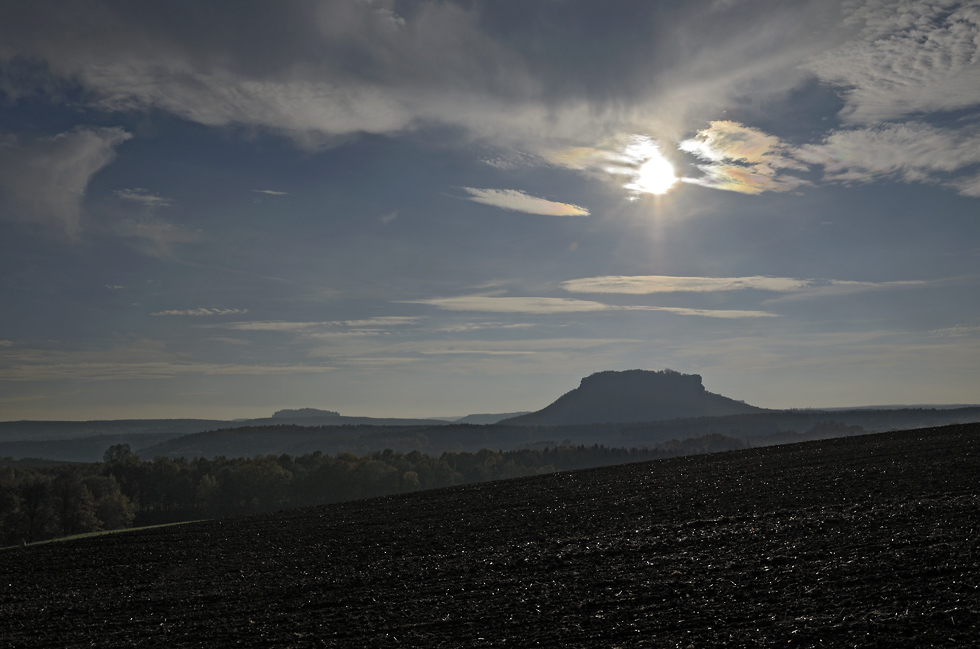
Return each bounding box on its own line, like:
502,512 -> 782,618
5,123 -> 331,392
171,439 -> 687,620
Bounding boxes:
3,424 -> 979,648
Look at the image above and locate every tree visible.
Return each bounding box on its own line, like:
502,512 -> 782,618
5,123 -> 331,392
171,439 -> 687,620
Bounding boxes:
84,475 -> 135,530
19,475 -> 54,543
0,479 -> 22,545
53,470 -> 100,536
103,443 -> 135,463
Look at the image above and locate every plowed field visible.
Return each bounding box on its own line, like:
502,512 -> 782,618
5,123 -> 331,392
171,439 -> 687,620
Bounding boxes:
3,424 -> 978,647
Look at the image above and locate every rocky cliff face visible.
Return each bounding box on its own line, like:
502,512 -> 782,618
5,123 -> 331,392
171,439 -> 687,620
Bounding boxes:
502,369 -> 764,426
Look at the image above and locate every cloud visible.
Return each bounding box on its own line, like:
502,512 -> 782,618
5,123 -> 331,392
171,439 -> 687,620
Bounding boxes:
224,317 -> 418,332
762,280 -> 931,303
648,307 -> 780,319
480,150 -> 539,170
252,189 -> 288,196
930,324 -> 980,337
436,322 -> 536,333
561,275 -> 936,304
0,1 -> 833,152
0,127 -> 131,234
405,296 -> 618,314
679,121 -> 809,194
372,7 -> 406,29
208,337 -> 252,346
115,187 -> 172,207
563,275 -> 814,294
795,123 -> 980,194
151,307 -> 248,316
419,349 -> 536,356
404,295 -> 776,318
806,1 -> 980,124
0,341 -> 331,381
224,321 -> 324,332
328,317 -> 419,327
390,337 -> 645,355
1,358 -> 329,381
562,274 -> 930,299
678,120 -> 980,197
680,121 -> 805,169
952,173 -> 980,197
305,330 -> 388,339
0,340 -> 13,347
0,2 -> 544,148
463,188 -> 589,216
115,217 -> 204,258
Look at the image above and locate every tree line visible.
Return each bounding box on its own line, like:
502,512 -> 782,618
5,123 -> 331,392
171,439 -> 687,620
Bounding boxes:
0,434 -> 744,546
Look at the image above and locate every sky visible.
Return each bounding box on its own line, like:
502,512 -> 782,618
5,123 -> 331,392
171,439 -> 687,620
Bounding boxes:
1,0 -> 979,421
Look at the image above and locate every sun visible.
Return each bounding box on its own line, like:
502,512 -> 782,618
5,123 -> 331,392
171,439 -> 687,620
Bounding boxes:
620,137 -> 678,196
632,154 -> 677,195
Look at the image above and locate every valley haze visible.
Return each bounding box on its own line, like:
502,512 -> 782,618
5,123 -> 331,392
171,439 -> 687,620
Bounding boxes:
2,369 -> 978,463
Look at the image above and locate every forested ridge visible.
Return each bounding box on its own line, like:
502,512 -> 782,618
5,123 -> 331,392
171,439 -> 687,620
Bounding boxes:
0,434 -> 745,546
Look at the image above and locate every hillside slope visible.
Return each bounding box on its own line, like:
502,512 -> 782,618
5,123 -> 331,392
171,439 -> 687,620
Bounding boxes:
503,369 -> 765,425
132,406 -> 980,460
3,423 -> 977,648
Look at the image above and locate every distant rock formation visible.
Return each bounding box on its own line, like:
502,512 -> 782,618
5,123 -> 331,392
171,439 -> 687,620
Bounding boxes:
271,408 -> 341,419
501,369 -> 765,425
252,409 -> 450,428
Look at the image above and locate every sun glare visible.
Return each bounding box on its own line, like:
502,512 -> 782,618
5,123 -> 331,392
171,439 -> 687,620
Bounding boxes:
620,136 -> 678,196
631,154 -> 677,195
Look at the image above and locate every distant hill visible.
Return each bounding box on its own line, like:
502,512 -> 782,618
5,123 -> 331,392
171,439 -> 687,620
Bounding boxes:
453,412 -> 532,425
244,411 -> 450,427
502,369 -> 765,425
5,369 -> 980,463
0,419 -> 228,443
271,408 -> 341,419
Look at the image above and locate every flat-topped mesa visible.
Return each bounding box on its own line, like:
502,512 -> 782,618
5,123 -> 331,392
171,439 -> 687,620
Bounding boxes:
271,408 -> 341,419
501,369 -> 765,426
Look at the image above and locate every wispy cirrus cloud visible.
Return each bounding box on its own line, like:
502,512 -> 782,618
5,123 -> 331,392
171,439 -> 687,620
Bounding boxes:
252,189 -> 288,196
436,322 -> 536,333
463,188 -> 589,216
0,359 -> 331,381
405,296 -> 620,314
564,275 -> 812,294
224,317 -> 419,332
562,275 -> 929,297
151,307 -> 248,316
929,324 -> 980,337
0,342 -> 330,381
0,127 -> 131,235
795,123 -> 980,191
953,173 -> 980,198
404,295 -> 776,318
649,307 -> 780,319
330,317 -> 420,327
419,349 -> 537,356
115,217 -> 203,257
115,187 -> 172,207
